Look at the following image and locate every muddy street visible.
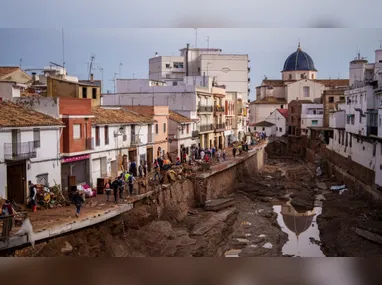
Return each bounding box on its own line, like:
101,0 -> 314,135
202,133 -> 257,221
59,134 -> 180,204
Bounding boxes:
13,158 -> 382,257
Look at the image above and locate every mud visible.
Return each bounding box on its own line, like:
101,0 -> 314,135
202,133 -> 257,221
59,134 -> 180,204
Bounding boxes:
13,157 -> 382,257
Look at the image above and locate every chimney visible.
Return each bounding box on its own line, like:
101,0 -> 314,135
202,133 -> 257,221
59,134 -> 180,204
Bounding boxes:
90,73 -> 94,82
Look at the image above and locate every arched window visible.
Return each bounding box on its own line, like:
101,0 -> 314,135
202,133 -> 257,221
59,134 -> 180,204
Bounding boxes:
303,86 -> 310,97
311,74 -> 314,79
289,74 -> 292,80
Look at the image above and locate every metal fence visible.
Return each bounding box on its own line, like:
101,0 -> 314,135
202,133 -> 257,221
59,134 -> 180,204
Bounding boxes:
3,141 -> 37,160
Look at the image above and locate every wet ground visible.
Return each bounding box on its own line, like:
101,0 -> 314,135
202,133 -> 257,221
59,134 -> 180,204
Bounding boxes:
13,157 -> 382,257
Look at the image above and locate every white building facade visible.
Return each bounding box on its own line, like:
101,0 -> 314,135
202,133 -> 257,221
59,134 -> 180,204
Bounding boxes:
0,100 -> 63,203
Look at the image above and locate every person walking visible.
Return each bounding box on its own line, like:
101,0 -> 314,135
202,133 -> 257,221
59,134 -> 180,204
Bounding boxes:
217,149 -> 221,162
104,179 -> 112,202
72,190 -> 85,218
28,181 -> 37,212
128,174 -> 138,195
111,177 -> 120,203
233,147 -> 237,158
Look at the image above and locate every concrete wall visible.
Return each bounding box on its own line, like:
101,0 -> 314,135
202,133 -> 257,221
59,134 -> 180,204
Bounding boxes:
192,148 -> 265,205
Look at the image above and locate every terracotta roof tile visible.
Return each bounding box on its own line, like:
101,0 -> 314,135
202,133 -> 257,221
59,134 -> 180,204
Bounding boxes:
169,111 -> 193,124
251,96 -> 287,105
0,66 -> 19,78
277,108 -> 288,118
92,107 -> 154,125
0,100 -> 64,128
249,121 -> 275,127
316,79 -> 349,87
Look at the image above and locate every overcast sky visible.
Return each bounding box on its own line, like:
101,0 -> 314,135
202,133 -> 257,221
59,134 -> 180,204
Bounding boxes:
1,28 -> 381,100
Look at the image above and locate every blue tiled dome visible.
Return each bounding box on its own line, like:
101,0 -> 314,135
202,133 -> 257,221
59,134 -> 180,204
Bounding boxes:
282,44 -> 317,72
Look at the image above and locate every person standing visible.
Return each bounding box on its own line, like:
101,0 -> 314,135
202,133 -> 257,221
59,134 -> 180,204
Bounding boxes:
128,174 -> 138,195
72,190 -> 85,218
217,149 -> 221,162
104,179 -> 112,202
130,160 -> 137,177
28,181 -> 37,212
138,161 -> 143,178
111,177 -> 120,203
118,174 -> 124,200
222,149 -> 226,161
143,161 -> 147,177
232,147 -> 237,158
200,149 -> 205,160
1,200 -> 14,232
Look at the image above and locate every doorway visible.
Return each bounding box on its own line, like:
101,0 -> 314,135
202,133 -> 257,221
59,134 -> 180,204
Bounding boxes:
147,147 -> 153,172
7,162 -> 26,203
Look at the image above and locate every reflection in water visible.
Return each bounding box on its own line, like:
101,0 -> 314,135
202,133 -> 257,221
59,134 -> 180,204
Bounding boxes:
273,203 -> 325,257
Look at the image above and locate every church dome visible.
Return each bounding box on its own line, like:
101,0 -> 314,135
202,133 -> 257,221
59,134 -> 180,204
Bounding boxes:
282,44 -> 317,72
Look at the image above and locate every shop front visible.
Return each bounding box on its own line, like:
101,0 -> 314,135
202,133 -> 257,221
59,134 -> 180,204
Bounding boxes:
61,154 -> 90,191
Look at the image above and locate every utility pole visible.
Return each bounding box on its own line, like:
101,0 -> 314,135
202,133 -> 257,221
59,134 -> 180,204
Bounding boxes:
195,28 -> 198,48
19,58 -> 22,69
62,28 -> 65,69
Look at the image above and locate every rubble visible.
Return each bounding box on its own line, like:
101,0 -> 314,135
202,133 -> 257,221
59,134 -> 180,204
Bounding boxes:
61,241 -> 73,253
204,198 -> 235,211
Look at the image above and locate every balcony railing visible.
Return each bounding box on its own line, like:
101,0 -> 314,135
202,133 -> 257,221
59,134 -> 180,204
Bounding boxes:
214,123 -> 226,131
214,106 -> 225,113
197,105 -> 213,113
200,124 -> 214,132
148,132 -> 155,143
131,134 -> 142,146
192,130 -> 199,137
86,137 -> 95,150
4,141 -> 37,160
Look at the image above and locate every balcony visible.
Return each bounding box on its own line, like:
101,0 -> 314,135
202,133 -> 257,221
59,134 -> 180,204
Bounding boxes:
214,123 -> 226,131
148,132 -> 155,144
86,137 -> 95,150
4,141 -> 37,161
197,105 -> 213,113
200,124 -> 214,133
367,126 -> 378,136
131,134 -> 142,146
214,106 -> 225,113
192,130 -> 199,138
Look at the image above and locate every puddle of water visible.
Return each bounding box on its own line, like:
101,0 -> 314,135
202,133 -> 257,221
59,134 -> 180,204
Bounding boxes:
273,204 -> 325,257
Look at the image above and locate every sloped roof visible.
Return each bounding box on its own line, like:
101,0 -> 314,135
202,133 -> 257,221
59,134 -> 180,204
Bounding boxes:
92,107 -> 154,125
251,96 -> 287,105
169,111 -> 193,124
0,100 -> 64,128
78,80 -> 102,87
0,67 -> 20,78
316,79 -> 349,88
277,108 -> 288,118
249,121 -> 275,127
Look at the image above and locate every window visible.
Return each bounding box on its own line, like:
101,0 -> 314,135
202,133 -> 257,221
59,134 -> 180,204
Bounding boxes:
155,124 -> 159,134
340,96 -> 345,101
276,127 -> 278,131
349,134 -> 352,148
173,62 -> 184,68
92,88 -> 97,99
36,173 -> 49,187
163,123 -> 166,133
291,107 -> 295,113
104,126 -> 109,145
289,74 -> 292,80
303,86 -> 310,97
96,126 -> 100,146
311,74 -> 314,79
172,81 -> 178,86
311,120 -> 318,126
262,127 -> 265,131
300,74 -> 304,79
73,124 -> 81,139
186,124 -> 189,134
82,87 -> 87,98
280,105 -> 284,109
33,128 -> 41,148
254,127 -> 256,131
279,127 -> 283,132
165,64 -> 170,68
329,97 -> 334,103
181,126 -> 184,135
